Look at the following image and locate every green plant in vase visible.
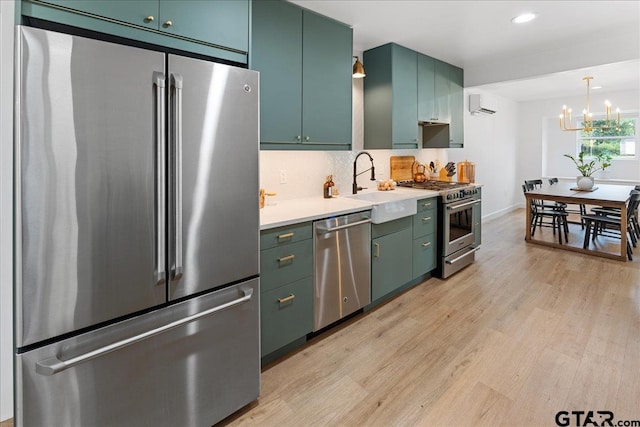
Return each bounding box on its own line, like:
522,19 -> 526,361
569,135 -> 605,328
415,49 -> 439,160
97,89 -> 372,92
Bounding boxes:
563,152 -> 612,189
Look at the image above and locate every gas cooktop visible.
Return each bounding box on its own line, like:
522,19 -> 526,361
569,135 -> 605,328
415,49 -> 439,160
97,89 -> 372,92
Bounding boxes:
396,180 -> 470,191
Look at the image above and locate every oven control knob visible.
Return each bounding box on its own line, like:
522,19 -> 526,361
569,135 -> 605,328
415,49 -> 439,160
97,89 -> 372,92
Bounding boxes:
447,193 -> 453,200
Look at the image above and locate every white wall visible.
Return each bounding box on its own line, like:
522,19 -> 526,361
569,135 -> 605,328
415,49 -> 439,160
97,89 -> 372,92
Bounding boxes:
521,89 -> 640,183
448,90 -> 521,220
0,1 -> 15,422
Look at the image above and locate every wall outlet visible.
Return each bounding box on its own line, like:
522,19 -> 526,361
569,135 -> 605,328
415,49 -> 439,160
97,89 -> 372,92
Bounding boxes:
279,170 -> 288,184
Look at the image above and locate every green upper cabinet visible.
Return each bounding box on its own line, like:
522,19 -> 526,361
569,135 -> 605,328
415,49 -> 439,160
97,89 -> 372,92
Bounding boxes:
420,58 -> 464,148
365,43 -> 464,150
417,54 -> 435,122
251,0 -> 302,144
449,64 -> 464,148
27,0 -> 159,29
363,43 -> 419,150
251,0 -> 352,150
20,0 -> 249,63
159,1 -> 248,52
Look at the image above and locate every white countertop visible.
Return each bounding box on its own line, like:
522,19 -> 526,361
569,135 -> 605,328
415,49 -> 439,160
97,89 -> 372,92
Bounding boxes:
260,188 -> 440,230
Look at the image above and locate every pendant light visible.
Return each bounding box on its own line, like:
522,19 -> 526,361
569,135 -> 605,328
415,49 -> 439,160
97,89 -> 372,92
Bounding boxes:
352,56 -> 366,78
559,76 -> 620,132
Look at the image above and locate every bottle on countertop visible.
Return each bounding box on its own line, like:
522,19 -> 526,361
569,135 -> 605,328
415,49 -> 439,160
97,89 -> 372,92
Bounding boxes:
323,175 -> 334,198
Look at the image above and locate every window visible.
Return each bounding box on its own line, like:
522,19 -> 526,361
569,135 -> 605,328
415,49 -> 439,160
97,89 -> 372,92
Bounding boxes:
578,116 -> 636,158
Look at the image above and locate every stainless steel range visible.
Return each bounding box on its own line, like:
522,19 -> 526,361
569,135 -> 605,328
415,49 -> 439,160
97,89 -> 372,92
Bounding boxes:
398,180 -> 481,278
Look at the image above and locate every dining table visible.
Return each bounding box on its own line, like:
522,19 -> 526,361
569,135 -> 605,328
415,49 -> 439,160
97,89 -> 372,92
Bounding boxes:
524,182 -> 636,261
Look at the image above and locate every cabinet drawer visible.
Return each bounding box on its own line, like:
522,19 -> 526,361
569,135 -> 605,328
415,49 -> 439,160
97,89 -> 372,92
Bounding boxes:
413,233 -> 436,278
260,240 -> 313,292
413,210 -> 436,238
260,222 -> 312,250
261,276 -> 313,356
371,216 -> 412,238
417,197 -> 436,212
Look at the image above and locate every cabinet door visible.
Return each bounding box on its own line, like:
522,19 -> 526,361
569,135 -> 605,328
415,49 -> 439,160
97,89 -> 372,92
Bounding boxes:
449,65 -> 464,148
417,54 -> 435,122
413,233 -> 436,278
391,45 -> 418,147
251,0 -> 303,143
261,277 -> 313,356
371,228 -> 412,301
159,0 -> 249,52
434,59 -> 450,122
35,0 -> 159,29
302,11 -> 352,145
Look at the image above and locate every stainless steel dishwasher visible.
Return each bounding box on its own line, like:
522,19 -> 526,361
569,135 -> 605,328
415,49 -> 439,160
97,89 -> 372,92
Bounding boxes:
313,211 -> 372,331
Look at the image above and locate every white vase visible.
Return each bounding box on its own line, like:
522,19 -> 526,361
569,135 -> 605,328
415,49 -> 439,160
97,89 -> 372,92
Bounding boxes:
577,176 -> 594,190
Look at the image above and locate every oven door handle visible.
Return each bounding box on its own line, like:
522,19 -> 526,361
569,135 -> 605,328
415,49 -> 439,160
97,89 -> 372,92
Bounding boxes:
446,199 -> 481,210
446,246 -> 481,264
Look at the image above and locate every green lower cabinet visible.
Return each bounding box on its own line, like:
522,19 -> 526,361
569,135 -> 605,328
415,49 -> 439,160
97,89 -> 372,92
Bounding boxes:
412,233 -> 436,278
261,276 -> 313,357
260,239 -> 313,293
371,227 -> 412,301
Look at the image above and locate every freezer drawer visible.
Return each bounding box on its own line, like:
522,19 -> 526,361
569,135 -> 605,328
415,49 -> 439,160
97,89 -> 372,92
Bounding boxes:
15,279 -> 260,427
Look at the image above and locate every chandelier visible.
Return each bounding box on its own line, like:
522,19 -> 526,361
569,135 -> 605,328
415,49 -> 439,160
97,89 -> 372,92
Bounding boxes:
559,76 -> 620,132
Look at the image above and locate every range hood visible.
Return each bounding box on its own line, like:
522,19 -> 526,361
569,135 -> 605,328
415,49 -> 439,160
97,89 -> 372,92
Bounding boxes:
419,121 -> 449,127
419,122 -> 450,148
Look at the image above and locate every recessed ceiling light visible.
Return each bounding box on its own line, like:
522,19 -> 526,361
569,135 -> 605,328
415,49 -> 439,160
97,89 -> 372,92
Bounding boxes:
592,86 -> 603,90
511,13 -> 537,24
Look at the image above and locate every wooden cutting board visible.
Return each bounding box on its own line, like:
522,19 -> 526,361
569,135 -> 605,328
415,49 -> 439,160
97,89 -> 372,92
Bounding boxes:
390,156 -> 415,182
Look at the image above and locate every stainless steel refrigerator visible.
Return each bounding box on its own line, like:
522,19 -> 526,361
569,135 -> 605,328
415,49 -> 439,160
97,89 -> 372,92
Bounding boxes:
14,26 -> 260,426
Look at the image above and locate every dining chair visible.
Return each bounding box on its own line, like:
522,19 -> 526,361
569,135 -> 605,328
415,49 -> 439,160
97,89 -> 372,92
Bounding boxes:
589,185 -> 640,240
548,177 -> 586,229
522,184 -> 569,244
582,191 -> 640,261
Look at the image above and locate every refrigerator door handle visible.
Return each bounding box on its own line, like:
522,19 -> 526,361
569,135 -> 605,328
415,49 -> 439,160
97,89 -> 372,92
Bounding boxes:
153,71 -> 167,286
171,73 -> 184,281
35,287 -> 254,376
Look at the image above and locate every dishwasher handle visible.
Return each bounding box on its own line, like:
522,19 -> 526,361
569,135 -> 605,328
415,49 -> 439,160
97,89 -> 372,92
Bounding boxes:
315,218 -> 372,234
35,287 -> 254,376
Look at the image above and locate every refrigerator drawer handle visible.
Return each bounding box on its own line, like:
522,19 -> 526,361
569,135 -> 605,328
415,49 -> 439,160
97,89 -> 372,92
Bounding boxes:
315,218 -> 372,234
35,287 -> 254,376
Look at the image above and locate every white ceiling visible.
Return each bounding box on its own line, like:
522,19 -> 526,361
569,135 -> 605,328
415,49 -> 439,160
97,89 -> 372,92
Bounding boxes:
289,0 -> 640,101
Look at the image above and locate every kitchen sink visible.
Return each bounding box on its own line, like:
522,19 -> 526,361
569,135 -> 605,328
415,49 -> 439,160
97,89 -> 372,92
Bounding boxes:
345,191 -> 417,223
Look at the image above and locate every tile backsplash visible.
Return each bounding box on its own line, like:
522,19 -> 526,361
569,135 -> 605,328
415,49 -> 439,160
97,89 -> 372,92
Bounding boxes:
260,148 -> 447,201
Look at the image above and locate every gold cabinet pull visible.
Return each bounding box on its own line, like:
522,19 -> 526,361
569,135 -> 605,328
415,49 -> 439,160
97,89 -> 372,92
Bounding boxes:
421,241 -> 432,247
277,232 -> 294,240
144,15 -> 154,22
277,294 -> 295,304
373,242 -> 380,258
163,20 -> 173,27
278,254 -> 295,263
422,216 -> 432,222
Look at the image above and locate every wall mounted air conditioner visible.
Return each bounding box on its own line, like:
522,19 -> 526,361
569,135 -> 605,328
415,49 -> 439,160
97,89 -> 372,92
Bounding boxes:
469,94 -> 497,115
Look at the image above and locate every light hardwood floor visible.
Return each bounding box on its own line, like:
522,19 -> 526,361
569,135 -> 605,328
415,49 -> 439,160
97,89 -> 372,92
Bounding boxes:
3,209 -> 638,427
223,208 -> 640,427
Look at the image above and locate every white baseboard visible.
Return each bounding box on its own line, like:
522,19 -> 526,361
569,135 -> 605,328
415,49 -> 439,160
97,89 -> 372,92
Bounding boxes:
483,204 -> 521,222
